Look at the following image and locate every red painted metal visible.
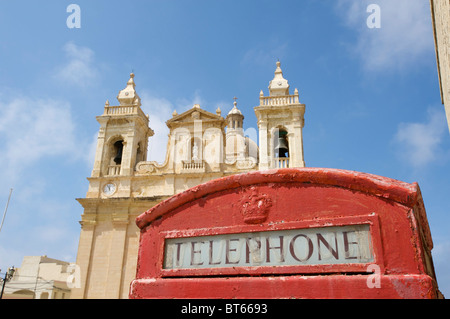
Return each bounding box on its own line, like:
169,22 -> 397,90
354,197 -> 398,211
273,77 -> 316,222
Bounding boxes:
130,168 -> 442,299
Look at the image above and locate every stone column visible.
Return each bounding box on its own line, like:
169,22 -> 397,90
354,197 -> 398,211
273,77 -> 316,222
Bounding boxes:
291,111 -> 305,168
286,132 -> 294,168
104,214 -> 129,299
91,119 -> 108,177
258,120 -> 269,170
70,214 -> 96,299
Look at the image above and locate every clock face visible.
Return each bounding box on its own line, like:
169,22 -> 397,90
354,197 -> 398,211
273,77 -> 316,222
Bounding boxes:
103,183 -> 116,196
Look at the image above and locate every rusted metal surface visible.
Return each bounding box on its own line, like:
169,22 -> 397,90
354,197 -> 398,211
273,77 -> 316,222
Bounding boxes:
130,168 -> 442,299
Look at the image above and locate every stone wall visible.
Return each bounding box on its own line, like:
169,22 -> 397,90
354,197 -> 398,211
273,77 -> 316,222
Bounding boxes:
431,0 -> 450,131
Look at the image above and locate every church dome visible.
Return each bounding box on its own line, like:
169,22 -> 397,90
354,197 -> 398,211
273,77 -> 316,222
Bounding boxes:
228,104 -> 243,116
227,98 -> 243,117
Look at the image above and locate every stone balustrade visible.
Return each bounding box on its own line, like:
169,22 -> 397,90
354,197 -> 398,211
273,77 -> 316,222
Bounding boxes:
259,94 -> 299,106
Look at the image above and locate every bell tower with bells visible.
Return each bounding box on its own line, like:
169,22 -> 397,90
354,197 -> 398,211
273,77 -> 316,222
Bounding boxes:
254,61 -> 306,170
90,73 -> 154,183
73,73 -> 154,299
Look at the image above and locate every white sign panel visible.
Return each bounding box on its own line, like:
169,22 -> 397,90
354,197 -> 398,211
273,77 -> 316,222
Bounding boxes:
164,224 -> 373,270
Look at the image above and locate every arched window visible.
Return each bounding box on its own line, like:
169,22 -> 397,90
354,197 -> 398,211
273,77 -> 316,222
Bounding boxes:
105,138 -> 124,176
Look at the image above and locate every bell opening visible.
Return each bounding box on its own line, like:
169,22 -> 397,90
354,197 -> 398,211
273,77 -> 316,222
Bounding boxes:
113,140 -> 124,165
274,130 -> 289,158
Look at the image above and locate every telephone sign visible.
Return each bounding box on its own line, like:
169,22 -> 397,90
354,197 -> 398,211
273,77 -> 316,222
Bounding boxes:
164,224 -> 373,270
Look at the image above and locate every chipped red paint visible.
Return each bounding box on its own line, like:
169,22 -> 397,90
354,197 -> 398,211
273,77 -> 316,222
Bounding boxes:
130,168 -> 443,299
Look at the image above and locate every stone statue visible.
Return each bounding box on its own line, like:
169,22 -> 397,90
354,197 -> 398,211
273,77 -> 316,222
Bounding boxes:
192,141 -> 199,160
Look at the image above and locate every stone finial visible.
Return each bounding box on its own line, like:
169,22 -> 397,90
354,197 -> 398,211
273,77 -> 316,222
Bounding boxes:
216,107 -> 221,116
117,72 -> 141,106
268,60 -> 290,96
275,61 -> 282,73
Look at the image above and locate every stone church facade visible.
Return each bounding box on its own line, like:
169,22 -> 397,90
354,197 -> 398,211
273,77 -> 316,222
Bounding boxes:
71,62 -> 306,298
430,0 -> 450,132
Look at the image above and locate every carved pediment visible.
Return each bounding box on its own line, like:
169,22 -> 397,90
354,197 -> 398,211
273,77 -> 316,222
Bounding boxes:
166,105 -> 225,128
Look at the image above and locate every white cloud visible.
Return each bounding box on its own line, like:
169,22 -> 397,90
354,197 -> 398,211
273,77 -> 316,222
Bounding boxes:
86,132 -> 99,168
0,95 -> 79,182
0,95 -> 82,269
0,43 -> 98,273
174,89 -> 206,111
54,42 -> 98,87
140,92 -> 173,164
393,107 -> 447,168
336,0 -> 434,71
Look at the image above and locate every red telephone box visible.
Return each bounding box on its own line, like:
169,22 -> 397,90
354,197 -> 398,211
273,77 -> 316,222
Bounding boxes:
130,168 -> 442,299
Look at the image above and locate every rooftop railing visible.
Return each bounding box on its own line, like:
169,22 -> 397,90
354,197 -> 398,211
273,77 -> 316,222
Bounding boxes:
103,105 -> 148,120
259,94 -> 300,107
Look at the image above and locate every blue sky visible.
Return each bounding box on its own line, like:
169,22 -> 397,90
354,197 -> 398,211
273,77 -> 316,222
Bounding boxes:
1,0 -> 449,297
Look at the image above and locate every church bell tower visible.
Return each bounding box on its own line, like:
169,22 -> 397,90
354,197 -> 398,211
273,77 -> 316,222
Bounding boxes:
73,73 -> 154,299
90,73 -> 154,181
254,61 -> 306,170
